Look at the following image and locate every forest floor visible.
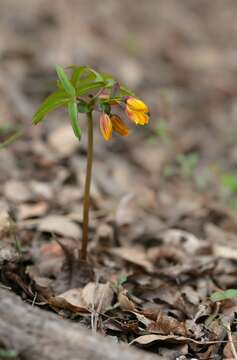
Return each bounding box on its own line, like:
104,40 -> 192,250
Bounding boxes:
1,1 -> 237,359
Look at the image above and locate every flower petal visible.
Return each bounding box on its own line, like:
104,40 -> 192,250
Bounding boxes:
126,97 -> 149,113
126,109 -> 149,125
99,114 -> 112,141
111,114 -> 129,136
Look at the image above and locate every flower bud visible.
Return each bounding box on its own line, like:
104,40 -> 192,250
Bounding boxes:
110,114 -> 129,136
99,113 -> 112,141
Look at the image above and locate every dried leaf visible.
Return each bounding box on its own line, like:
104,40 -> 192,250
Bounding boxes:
18,201 -> 48,220
110,247 -> 153,272
130,334 -> 219,346
49,288 -> 87,313
148,312 -> 187,336
38,215 -> 81,239
50,282 -> 113,314
118,290 -> 136,311
81,282 -> 114,313
5,180 -> 33,203
115,193 -> 138,227
48,123 -> 79,158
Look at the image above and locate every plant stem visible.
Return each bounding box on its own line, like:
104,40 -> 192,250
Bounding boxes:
80,111 -> 93,261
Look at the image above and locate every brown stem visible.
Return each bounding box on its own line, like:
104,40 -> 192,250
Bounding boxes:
80,111 -> 93,261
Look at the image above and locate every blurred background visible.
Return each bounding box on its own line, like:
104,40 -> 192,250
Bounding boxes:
1,0 -> 237,220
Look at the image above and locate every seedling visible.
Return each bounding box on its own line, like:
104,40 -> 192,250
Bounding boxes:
211,289 -> 237,302
163,152 -> 200,179
33,65 -> 150,261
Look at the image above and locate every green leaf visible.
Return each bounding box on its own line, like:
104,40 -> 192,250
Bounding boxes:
71,66 -> 88,88
221,173 -> 237,193
119,86 -> 135,96
87,68 -> 104,82
55,65 -> 75,97
68,100 -> 81,139
0,348 -> 18,359
33,90 -> 70,124
76,81 -> 106,96
229,198 -> 237,211
72,67 -> 103,89
211,289 -> 237,302
0,130 -> 23,149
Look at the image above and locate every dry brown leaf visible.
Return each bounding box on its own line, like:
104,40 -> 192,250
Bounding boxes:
118,290 -> 136,311
213,244 -> 237,259
95,223 -> 114,248
115,193 -> 138,227
109,247 -> 153,272
130,334 -> 219,346
50,282 -> 113,314
160,229 -> 202,255
81,282 -> 114,313
49,289 -> 87,313
145,283 -> 193,316
48,123 -> 79,158
29,181 -> 53,200
18,201 -> 48,220
38,215 -> 81,239
5,180 -> 33,203
148,312 -> 187,336
40,241 -> 64,257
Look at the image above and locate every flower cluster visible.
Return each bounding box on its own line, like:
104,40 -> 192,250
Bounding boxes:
33,65 -> 150,143
99,97 -> 150,141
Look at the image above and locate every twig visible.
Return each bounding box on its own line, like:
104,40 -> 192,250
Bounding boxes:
228,329 -> 237,360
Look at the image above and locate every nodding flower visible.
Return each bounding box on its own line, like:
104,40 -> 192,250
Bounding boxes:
99,113 -> 112,141
110,114 -> 129,137
99,113 -> 129,141
125,97 -> 149,125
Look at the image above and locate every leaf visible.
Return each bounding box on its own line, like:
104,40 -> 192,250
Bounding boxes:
130,334 -> 218,346
33,90 -> 70,124
72,67 -> 103,89
109,247 -> 153,272
76,81 -> 106,96
49,282 -> 113,314
0,130 -> 23,149
55,65 -> 76,97
38,215 -> 81,240
87,68 -> 104,82
71,66 -> 88,88
221,173 -> 237,193
48,123 -> 79,157
101,73 -> 116,87
68,100 -> 81,139
119,85 -> 135,96
210,289 -> 237,302
0,348 -> 18,359
81,282 -> 114,313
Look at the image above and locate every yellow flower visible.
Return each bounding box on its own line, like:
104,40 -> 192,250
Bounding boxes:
100,113 -> 129,141
99,113 -> 112,141
110,114 -> 129,137
126,97 -> 149,125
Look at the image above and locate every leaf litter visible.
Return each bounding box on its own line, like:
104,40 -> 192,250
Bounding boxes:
1,1 -> 237,359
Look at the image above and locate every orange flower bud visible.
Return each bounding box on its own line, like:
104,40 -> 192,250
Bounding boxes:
99,113 -> 112,141
110,114 -> 129,136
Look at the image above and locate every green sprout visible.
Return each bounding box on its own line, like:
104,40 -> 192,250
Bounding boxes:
33,65 -> 150,261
